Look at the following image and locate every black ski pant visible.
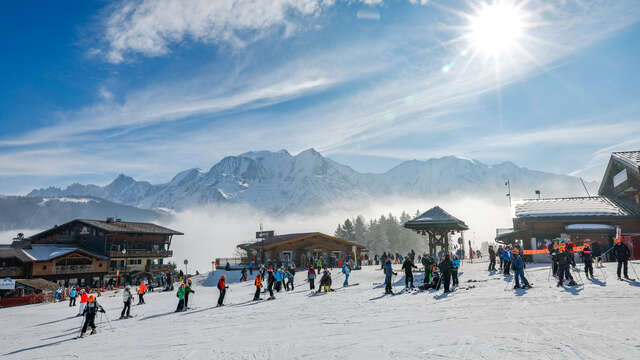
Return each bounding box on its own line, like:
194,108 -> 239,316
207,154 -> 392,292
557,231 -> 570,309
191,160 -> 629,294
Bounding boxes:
385,275 -> 393,294
69,297 -> 76,307
176,299 -> 184,312
81,313 -> 96,334
423,269 -> 431,285
452,270 -> 458,286
253,286 -> 261,300
442,272 -> 451,292
488,259 -> 496,271
121,300 -> 131,318
617,260 -> 629,278
503,261 -> 511,275
499,257 -> 503,270
405,271 -> 414,288
267,282 -> 274,297
309,277 -> 315,290
138,293 -> 145,304
552,261 -> 558,276
584,261 -> 593,278
557,265 -> 573,283
184,292 -> 189,308
218,289 -> 226,306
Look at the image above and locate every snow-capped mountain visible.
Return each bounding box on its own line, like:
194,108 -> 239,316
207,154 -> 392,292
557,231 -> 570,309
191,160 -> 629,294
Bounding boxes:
27,149 -> 596,213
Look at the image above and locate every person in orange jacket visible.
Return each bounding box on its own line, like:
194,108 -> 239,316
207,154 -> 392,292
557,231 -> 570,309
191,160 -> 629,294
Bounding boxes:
138,281 -> 147,305
217,275 -> 229,307
77,289 -> 89,317
253,273 -> 263,301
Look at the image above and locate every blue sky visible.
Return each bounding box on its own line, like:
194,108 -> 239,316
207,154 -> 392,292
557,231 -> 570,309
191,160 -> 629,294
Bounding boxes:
1,0 -> 640,194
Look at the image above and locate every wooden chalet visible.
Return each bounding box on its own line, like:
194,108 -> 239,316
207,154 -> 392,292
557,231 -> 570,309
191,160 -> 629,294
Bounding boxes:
3,218 -> 183,285
404,206 -> 469,257
497,151 -> 640,261
237,232 -> 366,268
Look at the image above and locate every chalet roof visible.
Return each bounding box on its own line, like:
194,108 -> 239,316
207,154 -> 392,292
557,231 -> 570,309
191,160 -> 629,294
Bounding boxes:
14,278 -> 59,292
238,232 -> 366,251
598,151 -> 640,195
21,244 -> 108,261
0,246 -> 33,262
514,196 -> 640,219
29,219 -> 183,240
612,151 -> 640,170
404,206 -> 469,231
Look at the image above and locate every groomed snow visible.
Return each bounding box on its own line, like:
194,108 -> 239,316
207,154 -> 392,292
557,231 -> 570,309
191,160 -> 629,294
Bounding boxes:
2,262 -> 640,359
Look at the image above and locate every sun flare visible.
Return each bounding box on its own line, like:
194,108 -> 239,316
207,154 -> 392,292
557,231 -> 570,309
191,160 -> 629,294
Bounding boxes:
467,1 -> 526,58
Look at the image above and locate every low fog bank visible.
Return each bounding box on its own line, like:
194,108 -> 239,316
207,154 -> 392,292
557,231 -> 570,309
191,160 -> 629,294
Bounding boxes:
162,195 -> 513,272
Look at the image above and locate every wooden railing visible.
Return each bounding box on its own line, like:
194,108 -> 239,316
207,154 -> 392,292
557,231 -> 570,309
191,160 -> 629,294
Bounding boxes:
55,264 -> 94,274
0,266 -> 24,278
145,264 -> 174,273
110,249 -> 173,258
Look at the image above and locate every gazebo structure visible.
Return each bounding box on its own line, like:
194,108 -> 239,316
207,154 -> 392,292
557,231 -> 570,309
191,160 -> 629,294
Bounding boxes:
404,206 -> 469,257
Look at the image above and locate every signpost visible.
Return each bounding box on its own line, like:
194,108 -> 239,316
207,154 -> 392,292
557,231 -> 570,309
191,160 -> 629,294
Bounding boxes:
184,259 -> 189,279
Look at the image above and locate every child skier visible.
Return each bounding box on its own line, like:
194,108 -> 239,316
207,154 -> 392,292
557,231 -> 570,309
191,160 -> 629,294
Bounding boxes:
79,295 -> 105,338
217,274 -> 229,306
274,268 -> 283,292
69,287 -> 77,307
582,244 -> 594,279
557,247 -> 577,287
342,260 -> 352,287
319,269 -> 332,293
285,270 -> 294,291
421,255 -> 433,286
137,281 -> 147,304
120,285 -> 133,319
184,278 -> 195,309
176,283 -> 185,312
253,273 -> 263,301
241,267 -> 248,282
308,265 -> 316,290
451,255 -> 460,287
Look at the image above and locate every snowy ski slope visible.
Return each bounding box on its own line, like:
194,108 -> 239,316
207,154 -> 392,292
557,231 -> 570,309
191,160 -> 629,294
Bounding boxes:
1,262 -> 639,359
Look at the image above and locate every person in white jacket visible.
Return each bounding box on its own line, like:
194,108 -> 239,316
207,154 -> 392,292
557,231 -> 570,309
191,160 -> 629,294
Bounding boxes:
120,285 -> 134,319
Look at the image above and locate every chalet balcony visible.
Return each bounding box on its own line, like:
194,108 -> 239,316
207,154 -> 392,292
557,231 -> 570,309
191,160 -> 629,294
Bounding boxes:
0,266 -> 24,278
145,264 -> 174,273
55,264 -> 95,274
109,249 -> 173,258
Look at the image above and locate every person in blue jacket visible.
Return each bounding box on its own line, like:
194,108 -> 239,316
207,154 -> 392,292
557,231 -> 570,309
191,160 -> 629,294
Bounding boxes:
342,260 -> 352,287
511,249 -> 531,289
451,255 -> 460,287
69,287 -> 77,307
274,268 -> 284,292
383,259 -> 397,294
502,247 -> 512,276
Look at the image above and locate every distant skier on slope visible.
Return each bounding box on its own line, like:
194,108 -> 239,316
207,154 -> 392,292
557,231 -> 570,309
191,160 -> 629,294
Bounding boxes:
120,285 -> 134,319
581,244 -> 594,279
401,256 -> 418,289
383,258 -> 397,294
488,246 -> 496,271
438,255 -> 453,293
319,269 -> 333,293
308,265 -> 316,290
217,275 -> 229,307
342,260 -> 352,287
557,247 -> 577,287
613,241 -> 632,280
176,283 -> 186,312
511,249 -> 531,289
79,295 -> 105,338
253,273 -> 263,301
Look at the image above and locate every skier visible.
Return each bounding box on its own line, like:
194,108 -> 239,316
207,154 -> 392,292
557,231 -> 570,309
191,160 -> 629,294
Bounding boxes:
342,260 -> 352,287
274,267 -> 284,292
319,269 -> 332,293
550,244 -> 559,277
184,278 -> 195,309
502,247 -> 512,276
217,274 -> 229,307
383,258 -> 397,294
137,281 -> 147,304
421,254 -> 433,286
497,246 -> 504,270
557,247 -> 577,287
79,295 -> 105,338
614,241 -> 632,280
488,246 -> 496,271
285,269 -> 294,291
401,256 -> 418,289
69,287 -> 77,307
581,244 -> 594,279
267,267 -> 276,300
241,267 -> 248,282
511,249 -> 531,289
316,258 -> 323,273
77,289 -> 88,317
451,255 -> 460,287
120,285 -> 133,319
438,255 -> 453,293
175,283 -> 185,312
253,272 -> 263,301
308,265 -> 316,290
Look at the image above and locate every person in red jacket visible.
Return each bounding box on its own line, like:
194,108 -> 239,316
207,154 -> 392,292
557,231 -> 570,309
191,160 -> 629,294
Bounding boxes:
138,281 -> 147,305
77,289 -> 89,317
217,275 -> 229,307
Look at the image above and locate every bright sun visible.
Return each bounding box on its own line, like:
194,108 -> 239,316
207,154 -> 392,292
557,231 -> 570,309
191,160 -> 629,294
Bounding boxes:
467,1 -> 526,58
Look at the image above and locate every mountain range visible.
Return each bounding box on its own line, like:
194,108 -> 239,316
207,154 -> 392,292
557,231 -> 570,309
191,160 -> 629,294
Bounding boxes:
26,148 -> 596,215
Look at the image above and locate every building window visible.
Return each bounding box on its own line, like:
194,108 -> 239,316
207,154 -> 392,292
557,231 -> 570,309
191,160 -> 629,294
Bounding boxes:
138,259 -> 142,264
110,261 -> 117,268
42,265 -> 47,270
98,263 -> 102,267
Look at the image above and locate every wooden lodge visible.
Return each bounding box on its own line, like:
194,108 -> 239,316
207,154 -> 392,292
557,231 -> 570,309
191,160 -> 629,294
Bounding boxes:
497,151 -> 640,261
2,218 -> 183,286
237,232 -> 366,268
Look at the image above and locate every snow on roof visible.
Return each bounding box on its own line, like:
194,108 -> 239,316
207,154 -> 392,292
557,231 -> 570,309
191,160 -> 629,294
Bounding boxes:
22,244 -> 107,261
612,151 -> 640,170
565,224 -> 616,231
404,206 -> 469,230
515,197 -> 633,218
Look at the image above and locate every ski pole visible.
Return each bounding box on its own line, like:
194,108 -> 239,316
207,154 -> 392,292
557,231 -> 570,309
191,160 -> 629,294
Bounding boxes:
629,261 -> 640,280
103,312 -> 114,330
